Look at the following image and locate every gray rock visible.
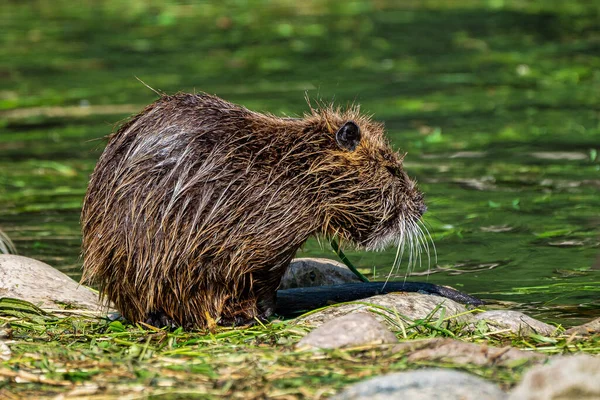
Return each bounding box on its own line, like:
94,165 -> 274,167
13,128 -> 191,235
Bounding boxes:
509,354 -> 600,400
0,323 -> 10,339
392,337 -> 545,367
0,255 -> 102,312
565,317 -> 600,336
297,292 -> 472,329
279,258 -> 361,290
332,369 -> 506,400
468,310 -> 557,337
0,341 -> 10,361
0,324 -> 12,362
296,312 -> 398,350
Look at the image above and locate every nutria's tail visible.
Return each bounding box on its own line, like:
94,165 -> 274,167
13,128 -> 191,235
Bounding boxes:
0,229 -> 16,254
276,281 -> 484,316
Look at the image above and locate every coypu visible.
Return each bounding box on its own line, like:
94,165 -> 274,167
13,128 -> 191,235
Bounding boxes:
81,92 -> 427,329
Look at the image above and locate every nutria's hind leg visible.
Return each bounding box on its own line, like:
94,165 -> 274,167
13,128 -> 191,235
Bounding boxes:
257,292 -> 277,320
217,295 -> 270,327
145,310 -> 178,329
218,292 -> 277,327
218,314 -> 260,327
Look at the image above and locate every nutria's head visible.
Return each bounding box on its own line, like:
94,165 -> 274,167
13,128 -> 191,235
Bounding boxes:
293,105 -> 427,252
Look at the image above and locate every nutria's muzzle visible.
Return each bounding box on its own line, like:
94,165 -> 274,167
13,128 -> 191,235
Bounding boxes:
413,191 -> 427,217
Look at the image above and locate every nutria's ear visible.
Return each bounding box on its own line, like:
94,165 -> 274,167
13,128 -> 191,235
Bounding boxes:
335,121 -> 361,151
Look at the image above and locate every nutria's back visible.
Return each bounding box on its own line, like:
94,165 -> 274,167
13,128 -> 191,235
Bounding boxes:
81,93 -> 425,329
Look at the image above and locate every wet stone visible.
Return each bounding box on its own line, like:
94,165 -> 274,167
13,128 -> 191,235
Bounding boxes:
0,341 -> 10,361
279,258 -> 361,290
0,323 -> 12,361
508,354 -> 600,400
392,337 -> 546,367
297,292 -> 472,329
296,312 -> 397,350
565,317 -> 600,336
0,255 -> 102,312
467,310 -> 557,337
332,368 -> 506,400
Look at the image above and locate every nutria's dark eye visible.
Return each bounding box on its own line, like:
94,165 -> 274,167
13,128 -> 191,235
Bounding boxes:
335,121 -> 361,151
386,165 -> 402,177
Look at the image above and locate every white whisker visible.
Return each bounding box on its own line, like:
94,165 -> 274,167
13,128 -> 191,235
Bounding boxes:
383,219 -> 405,290
420,220 -> 438,266
406,225 -> 414,278
377,212 -> 436,289
412,222 -> 421,273
414,222 -> 428,269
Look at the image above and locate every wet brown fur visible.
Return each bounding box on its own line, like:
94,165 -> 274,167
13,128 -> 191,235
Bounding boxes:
81,93 -> 425,329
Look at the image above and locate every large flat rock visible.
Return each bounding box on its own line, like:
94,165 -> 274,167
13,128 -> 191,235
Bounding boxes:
296,292 -> 472,328
279,258 -> 361,289
0,255 -> 101,311
296,312 -> 398,350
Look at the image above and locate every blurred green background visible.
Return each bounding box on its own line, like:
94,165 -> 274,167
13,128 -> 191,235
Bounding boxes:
0,0 -> 599,324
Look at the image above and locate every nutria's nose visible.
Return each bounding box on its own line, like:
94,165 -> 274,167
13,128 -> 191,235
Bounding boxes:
413,191 -> 427,216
